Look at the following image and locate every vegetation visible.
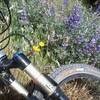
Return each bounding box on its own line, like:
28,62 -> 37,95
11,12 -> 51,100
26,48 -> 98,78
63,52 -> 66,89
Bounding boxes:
0,0 -> 100,99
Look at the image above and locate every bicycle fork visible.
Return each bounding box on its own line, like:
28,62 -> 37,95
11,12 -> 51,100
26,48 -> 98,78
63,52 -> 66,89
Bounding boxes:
13,51 -> 69,100
0,52 -> 39,100
0,51 -> 69,100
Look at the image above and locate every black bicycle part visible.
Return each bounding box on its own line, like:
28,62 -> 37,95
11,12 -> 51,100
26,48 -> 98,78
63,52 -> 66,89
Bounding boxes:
13,51 -> 69,100
0,0 -> 11,51
0,0 -> 33,51
3,0 -> 10,5
48,64 -> 100,85
0,0 -> 11,35
0,33 -> 33,51
0,11 -> 8,24
0,52 -> 17,73
49,87 -> 69,100
13,51 -> 31,70
0,71 -> 15,85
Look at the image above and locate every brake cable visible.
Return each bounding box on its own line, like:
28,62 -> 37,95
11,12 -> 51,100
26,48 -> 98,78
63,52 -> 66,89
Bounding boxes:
0,0 -> 33,52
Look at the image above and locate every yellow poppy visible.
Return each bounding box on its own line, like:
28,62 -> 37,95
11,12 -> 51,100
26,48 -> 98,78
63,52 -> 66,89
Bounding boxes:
39,42 -> 45,47
33,46 -> 41,52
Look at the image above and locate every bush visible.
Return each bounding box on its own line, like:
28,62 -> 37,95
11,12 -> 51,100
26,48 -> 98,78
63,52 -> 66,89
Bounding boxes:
0,0 -> 100,68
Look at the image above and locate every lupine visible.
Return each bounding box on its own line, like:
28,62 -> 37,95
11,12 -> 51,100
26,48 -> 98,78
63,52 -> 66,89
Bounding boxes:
80,31 -> 100,54
43,66 -> 55,70
96,4 -> 100,13
49,35 -> 58,42
44,0 -> 48,8
59,45 -> 68,50
45,0 -> 48,4
20,10 -> 28,21
92,31 -> 100,41
64,3 -> 83,34
63,0 -> 68,7
49,3 -> 55,16
76,35 -> 84,44
96,45 -> 100,53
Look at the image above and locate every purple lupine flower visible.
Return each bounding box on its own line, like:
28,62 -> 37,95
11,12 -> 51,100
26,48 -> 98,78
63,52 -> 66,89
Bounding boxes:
81,45 -> 94,54
44,0 -> 48,8
49,3 -> 55,16
91,31 -> 100,41
49,36 -> 58,42
80,31 -> 100,54
76,35 -> 84,44
63,0 -> 68,7
59,45 -> 68,50
64,3 -> 83,34
64,3 -> 83,24
43,66 -> 55,70
96,4 -> 100,13
80,44 -> 94,54
20,10 -> 28,21
88,41 -> 96,47
89,31 -> 100,47
45,0 -> 48,4
96,45 -> 100,53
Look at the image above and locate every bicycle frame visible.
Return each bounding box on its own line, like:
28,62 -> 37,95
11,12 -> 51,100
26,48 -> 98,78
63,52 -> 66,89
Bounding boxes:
0,51 -> 69,100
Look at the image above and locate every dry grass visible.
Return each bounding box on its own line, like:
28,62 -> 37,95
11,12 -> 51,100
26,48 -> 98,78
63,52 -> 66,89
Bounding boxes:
61,81 -> 94,100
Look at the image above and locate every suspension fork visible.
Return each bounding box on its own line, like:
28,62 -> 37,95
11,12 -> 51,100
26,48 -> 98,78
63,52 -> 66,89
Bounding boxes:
2,71 -> 40,100
0,52 -> 38,100
13,51 -> 69,100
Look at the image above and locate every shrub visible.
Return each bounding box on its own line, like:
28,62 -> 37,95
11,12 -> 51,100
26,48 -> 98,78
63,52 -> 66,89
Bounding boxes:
0,0 -> 100,68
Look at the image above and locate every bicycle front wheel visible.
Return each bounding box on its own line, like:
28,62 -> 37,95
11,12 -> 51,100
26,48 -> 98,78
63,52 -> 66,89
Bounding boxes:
48,64 -> 100,100
49,64 -> 100,85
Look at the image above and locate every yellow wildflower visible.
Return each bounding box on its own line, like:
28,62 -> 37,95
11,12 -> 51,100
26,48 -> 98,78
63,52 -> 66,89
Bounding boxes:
39,42 -> 45,47
33,46 -> 40,52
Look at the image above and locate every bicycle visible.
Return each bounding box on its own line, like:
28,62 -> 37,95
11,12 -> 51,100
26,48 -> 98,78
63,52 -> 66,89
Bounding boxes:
0,0 -> 100,100
0,51 -> 100,100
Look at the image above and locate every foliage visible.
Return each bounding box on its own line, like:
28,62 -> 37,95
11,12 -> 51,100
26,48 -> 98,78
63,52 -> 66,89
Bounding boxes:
0,0 -> 100,69
0,0 -> 100,99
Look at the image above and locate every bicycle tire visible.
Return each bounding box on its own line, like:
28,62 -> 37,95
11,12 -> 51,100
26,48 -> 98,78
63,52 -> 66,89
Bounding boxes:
35,64 -> 100,100
48,64 -> 100,86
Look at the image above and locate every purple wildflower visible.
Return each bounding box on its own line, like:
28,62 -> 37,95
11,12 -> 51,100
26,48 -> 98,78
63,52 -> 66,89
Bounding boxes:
44,0 -> 48,8
64,3 -> 83,34
81,45 -> 94,54
92,31 -> 100,41
96,4 -> 100,13
45,0 -> 48,4
43,66 -> 55,70
49,3 -> 55,16
49,36 -> 58,42
88,41 -> 96,47
80,31 -> 100,54
63,0 -> 68,7
59,45 -> 68,50
96,45 -> 100,53
89,31 -> 100,47
20,10 -> 28,21
76,35 -> 84,44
